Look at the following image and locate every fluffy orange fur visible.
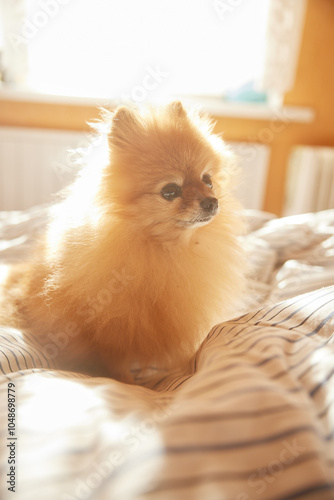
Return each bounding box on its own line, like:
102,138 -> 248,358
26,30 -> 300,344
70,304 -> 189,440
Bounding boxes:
2,101 -> 246,383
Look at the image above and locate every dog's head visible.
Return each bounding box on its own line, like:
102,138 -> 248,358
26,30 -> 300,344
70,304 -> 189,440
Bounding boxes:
101,101 -> 237,240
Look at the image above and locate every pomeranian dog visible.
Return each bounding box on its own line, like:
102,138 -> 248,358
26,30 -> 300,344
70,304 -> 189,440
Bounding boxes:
2,101 -> 246,383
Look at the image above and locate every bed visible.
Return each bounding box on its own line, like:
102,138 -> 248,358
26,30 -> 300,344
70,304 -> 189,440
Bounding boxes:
0,205 -> 334,500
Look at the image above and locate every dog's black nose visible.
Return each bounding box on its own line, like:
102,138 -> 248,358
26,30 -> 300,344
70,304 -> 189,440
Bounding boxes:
200,197 -> 218,215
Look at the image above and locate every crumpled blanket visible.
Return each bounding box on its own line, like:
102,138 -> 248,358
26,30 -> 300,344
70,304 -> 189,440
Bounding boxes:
0,205 -> 333,500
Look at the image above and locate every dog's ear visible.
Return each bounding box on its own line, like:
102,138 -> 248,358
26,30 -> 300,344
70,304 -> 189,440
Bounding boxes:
109,106 -> 142,149
167,100 -> 187,119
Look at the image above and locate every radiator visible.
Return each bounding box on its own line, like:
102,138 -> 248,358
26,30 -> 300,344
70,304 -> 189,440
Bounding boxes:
0,126 -> 270,211
283,146 -> 334,216
229,141 -> 270,211
0,127 -> 86,211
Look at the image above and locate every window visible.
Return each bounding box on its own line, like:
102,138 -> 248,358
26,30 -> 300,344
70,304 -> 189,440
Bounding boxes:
1,0 -> 270,101
0,0 -> 307,104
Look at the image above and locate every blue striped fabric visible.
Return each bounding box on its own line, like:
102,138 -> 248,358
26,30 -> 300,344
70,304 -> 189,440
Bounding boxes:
0,288 -> 333,500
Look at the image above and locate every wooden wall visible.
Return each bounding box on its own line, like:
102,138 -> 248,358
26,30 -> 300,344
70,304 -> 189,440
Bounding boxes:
0,0 -> 333,215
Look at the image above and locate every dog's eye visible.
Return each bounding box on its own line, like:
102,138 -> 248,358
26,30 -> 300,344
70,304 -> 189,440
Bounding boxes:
202,174 -> 213,188
161,183 -> 182,201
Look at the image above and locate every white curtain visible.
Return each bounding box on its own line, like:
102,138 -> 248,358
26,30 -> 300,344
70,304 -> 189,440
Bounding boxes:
0,0 -> 28,84
261,0 -> 308,100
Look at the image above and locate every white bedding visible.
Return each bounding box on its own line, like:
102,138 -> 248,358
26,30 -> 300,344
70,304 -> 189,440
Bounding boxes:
0,206 -> 334,500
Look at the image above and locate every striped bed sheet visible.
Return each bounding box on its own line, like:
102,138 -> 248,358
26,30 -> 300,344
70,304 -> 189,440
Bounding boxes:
0,206 -> 334,500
